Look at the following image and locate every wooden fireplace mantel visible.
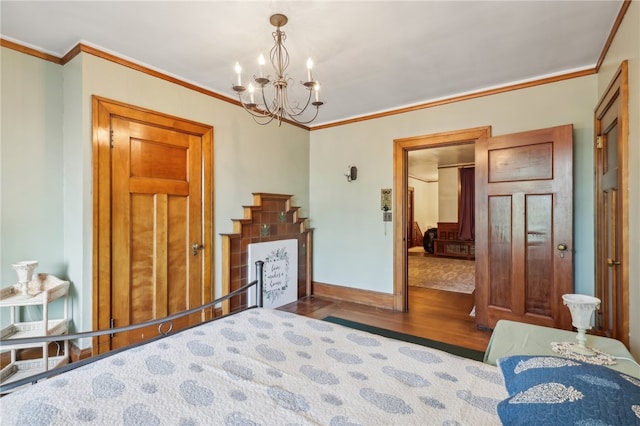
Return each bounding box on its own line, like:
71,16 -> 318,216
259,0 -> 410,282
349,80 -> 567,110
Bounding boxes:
221,193 -> 313,314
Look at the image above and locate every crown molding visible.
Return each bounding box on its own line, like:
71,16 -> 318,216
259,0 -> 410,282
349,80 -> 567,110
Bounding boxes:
310,68 -> 596,130
0,38 -> 61,64
1,0 -> 629,132
595,0 -> 631,72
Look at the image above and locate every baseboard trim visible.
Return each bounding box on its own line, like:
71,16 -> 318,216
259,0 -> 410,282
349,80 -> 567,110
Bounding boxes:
70,342 -> 93,362
312,281 -> 394,310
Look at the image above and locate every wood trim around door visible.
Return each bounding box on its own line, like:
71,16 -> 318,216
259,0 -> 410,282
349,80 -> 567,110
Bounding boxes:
594,61 -> 629,346
392,126 -> 491,311
92,96 -> 214,351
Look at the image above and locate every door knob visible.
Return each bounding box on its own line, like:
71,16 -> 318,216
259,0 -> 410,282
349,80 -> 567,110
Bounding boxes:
557,243 -> 568,258
191,243 -> 204,256
607,258 -> 621,266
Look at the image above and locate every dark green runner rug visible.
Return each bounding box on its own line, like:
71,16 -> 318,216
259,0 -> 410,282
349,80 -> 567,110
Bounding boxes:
323,316 -> 485,361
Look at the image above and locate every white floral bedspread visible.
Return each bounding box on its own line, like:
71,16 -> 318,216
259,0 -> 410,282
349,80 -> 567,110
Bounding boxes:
1,308 -> 507,425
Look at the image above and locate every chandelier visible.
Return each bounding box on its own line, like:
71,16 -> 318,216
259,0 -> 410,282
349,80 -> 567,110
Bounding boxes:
232,14 -> 324,126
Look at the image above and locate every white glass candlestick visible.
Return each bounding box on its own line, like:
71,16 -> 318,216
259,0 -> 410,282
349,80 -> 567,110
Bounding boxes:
562,293 -> 601,356
12,260 -> 38,294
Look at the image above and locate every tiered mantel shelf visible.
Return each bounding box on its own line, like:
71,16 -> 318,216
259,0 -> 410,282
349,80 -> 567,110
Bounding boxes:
221,193 -> 313,314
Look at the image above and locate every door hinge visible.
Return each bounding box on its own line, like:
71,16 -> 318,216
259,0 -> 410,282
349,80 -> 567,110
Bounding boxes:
596,135 -> 603,149
110,318 -> 115,338
110,130 -> 114,148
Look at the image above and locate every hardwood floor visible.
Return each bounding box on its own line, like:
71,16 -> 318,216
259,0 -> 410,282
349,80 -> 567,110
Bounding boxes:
279,286 -> 493,352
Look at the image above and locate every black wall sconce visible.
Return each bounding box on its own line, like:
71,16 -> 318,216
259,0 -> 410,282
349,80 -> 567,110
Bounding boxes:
345,165 -> 357,182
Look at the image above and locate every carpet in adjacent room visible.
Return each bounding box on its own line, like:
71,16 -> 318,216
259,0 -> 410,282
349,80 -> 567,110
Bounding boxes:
409,255 -> 475,294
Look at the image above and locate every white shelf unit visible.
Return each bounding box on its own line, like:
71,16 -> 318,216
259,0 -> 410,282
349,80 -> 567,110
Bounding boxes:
0,274 -> 70,390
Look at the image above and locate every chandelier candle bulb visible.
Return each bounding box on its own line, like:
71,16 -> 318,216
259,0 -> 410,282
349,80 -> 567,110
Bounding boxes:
235,62 -> 242,86
249,83 -> 255,104
258,54 -> 265,77
315,83 -> 320,102
306,58 -> 313,82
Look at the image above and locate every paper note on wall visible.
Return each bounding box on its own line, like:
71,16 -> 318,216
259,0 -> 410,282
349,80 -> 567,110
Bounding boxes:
247,239 -> 298,308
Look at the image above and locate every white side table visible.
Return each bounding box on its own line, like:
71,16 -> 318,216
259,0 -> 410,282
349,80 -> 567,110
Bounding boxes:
0,274 -> 70,391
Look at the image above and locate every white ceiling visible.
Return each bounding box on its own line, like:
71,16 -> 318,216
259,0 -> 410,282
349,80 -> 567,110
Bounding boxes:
0,1 -> 623,180
1,0 -> 623,129
409,143 -> 475,182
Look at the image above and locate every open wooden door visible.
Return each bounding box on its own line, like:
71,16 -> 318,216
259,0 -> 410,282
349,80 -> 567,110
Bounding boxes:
475,124 -> 573,330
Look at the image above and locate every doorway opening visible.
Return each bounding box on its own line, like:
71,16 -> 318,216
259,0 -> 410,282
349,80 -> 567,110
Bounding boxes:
407,146 -> 476,297
392,126 -> 491,312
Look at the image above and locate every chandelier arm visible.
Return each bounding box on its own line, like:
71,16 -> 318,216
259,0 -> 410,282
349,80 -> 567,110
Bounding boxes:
238,82 -> 321,125
260,83 -> 279,117
279,84 -> 320,124
281,85 -> 313,118
281,105 -> 321,125
232,14 -> 323,126
270,81 -> 320,124
251,115 -> 277,126
236,93 -> 319,126
237,97 -> 277,125
236,94 -> 275,121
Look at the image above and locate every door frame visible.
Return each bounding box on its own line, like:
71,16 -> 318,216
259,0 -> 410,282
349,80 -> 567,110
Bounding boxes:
92,96 -> 214,350
407,186 -> 414,247
594,61 -> 629,346
392,126 -> 491,311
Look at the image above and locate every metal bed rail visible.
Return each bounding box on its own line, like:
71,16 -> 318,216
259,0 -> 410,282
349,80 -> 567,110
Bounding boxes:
0,261 -> 264,393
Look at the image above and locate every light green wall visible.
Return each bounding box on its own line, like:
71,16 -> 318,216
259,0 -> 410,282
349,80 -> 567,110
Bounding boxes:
0,49 -> 64,281
61,53 -> 86,334
309,3 -> 639,358
311,76 -> 597,298
73,53 -> 311,335
437,167 -> 459,223
408,177 -> 438,233
596,1 -> 639,357
1,49 -> 310,335
0,48 -> 66,325
1,3 -> 638,358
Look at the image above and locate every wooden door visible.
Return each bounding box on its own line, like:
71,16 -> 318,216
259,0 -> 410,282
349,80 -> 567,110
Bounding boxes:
594,62 -> 629,346
93,97 -> 213,353
475,124 -> 573,330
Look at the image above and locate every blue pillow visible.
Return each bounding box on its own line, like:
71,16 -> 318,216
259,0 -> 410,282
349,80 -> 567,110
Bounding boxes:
496,355 -> 640,425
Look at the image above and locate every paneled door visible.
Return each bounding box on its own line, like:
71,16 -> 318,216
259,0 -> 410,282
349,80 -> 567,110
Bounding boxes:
594,61 -> 629,346
93,97 -> 213,353
475,125 -> 573,330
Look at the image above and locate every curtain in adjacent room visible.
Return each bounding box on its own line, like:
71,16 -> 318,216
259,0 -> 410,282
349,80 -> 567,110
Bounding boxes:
458,167 -> 475,240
